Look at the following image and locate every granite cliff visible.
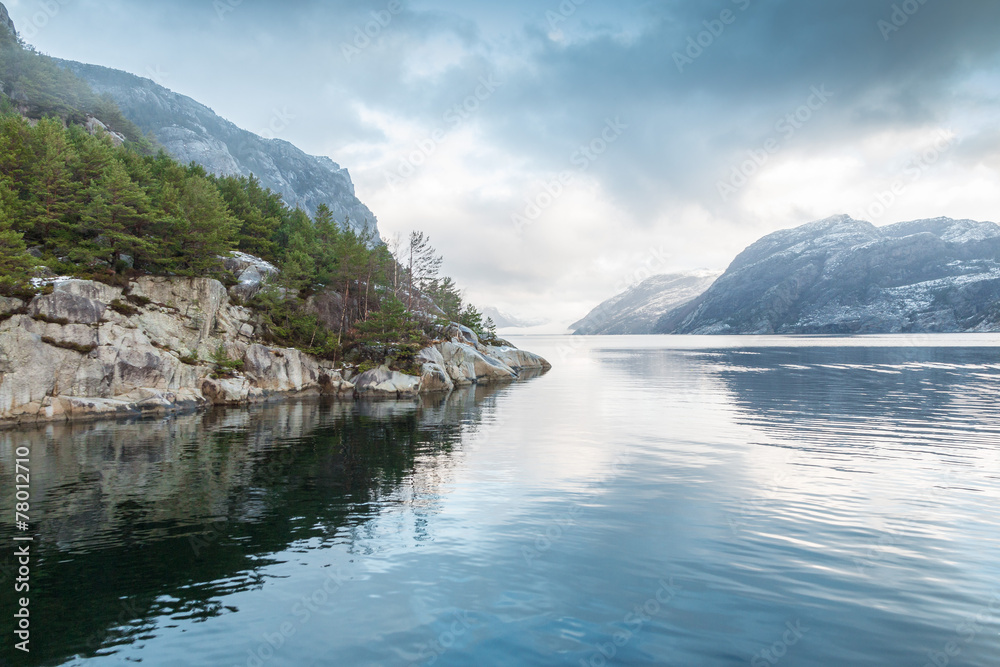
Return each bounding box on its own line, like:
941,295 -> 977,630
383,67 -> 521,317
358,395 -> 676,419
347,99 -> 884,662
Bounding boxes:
0,277 -> 549,425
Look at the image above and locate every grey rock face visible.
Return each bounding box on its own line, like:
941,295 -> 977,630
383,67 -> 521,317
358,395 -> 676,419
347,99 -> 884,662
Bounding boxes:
0,277 -> 354,424
224,252 -> 278,302
656,215 -> 1000,334
0,280 -> 550,424
571,272 -> 721,335
84,116 -> 126,146
354,365 -> 422,398
58,60 -> 380,239
0,2 -> 14,39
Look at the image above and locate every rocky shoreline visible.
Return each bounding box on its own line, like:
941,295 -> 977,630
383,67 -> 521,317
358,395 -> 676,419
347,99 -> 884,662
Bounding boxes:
0,277 -> 550,426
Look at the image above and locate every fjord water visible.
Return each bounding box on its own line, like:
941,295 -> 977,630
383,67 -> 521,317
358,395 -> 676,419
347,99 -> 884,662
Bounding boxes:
2,336 -> 999,666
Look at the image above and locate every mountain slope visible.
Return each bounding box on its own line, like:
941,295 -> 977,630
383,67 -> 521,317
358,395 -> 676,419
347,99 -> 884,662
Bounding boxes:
0,3 -> 14,42
481,306 -> 545,330
60,60 -> 379,238
655,215 -> 1000,334
571,272 -> 720,335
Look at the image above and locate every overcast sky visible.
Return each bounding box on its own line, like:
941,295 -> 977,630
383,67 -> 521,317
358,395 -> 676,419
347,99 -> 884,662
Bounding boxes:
9,0 -> 1000,326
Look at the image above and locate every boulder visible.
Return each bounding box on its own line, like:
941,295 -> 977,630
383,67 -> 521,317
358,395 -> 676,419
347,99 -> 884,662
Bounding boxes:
434,341 -> 517,385
29,279 -> 123,324
305,289 -> 351,330
224,252 -> 279,278
0,296 -> 25,316
416,346 -> 454,393
354,365 -> 421,398
483,345 -> 552,372
443,323 -> 480,347
242,344 -> 322,393
230,265 -> 266,302
318,369 -> 356,396
202,377 -> 259,404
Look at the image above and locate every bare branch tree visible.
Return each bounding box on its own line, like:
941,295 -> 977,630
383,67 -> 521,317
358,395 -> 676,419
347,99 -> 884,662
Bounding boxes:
406,231 -> 442,311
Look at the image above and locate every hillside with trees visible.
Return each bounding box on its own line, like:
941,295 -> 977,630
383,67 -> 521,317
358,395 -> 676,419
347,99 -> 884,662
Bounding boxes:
0,34 -> 497,373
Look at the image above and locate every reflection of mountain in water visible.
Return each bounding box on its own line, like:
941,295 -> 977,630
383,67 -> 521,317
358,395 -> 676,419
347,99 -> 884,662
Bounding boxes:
589,344 -> 1000,458
705,346 -> 1000,455
0,386 -> 504,665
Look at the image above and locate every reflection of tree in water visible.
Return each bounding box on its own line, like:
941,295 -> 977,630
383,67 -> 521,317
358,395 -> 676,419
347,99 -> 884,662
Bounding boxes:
0,385 -> 506,665
704,346 -> 1000,454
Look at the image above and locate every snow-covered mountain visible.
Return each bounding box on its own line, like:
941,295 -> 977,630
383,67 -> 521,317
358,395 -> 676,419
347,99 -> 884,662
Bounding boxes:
571,272 -> 720,335
655,215 -> 1000,334
481,306 -> 546,330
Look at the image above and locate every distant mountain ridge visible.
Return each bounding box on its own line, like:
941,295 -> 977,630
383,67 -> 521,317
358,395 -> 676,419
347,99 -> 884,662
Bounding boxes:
571,272 -> 720,335
59,60 -> 380,239
481,306 -> 545,330
655,215 -> 1000,334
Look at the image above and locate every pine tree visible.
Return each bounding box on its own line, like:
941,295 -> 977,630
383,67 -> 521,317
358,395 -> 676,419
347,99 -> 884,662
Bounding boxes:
215,174 -> 281,261
280,208 -> 317,291
0,115 -> 33,200
26,117 -> 77,242
311,204 -> 340,287
354,294 -> 423,364
167,176 -> 237,274
459,304 -> 484,335
0,179 -> 33,295
331,224 -> 370,345
429,276 -> 463,321
484,317 -> 498,340
81,159 -> 155,267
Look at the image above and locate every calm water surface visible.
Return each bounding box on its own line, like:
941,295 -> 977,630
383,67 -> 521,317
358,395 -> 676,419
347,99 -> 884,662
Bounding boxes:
2,335 -> 999,666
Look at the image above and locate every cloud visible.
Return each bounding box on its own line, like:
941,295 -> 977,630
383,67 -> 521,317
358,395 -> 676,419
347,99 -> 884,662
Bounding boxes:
15,0 -> 1000,325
